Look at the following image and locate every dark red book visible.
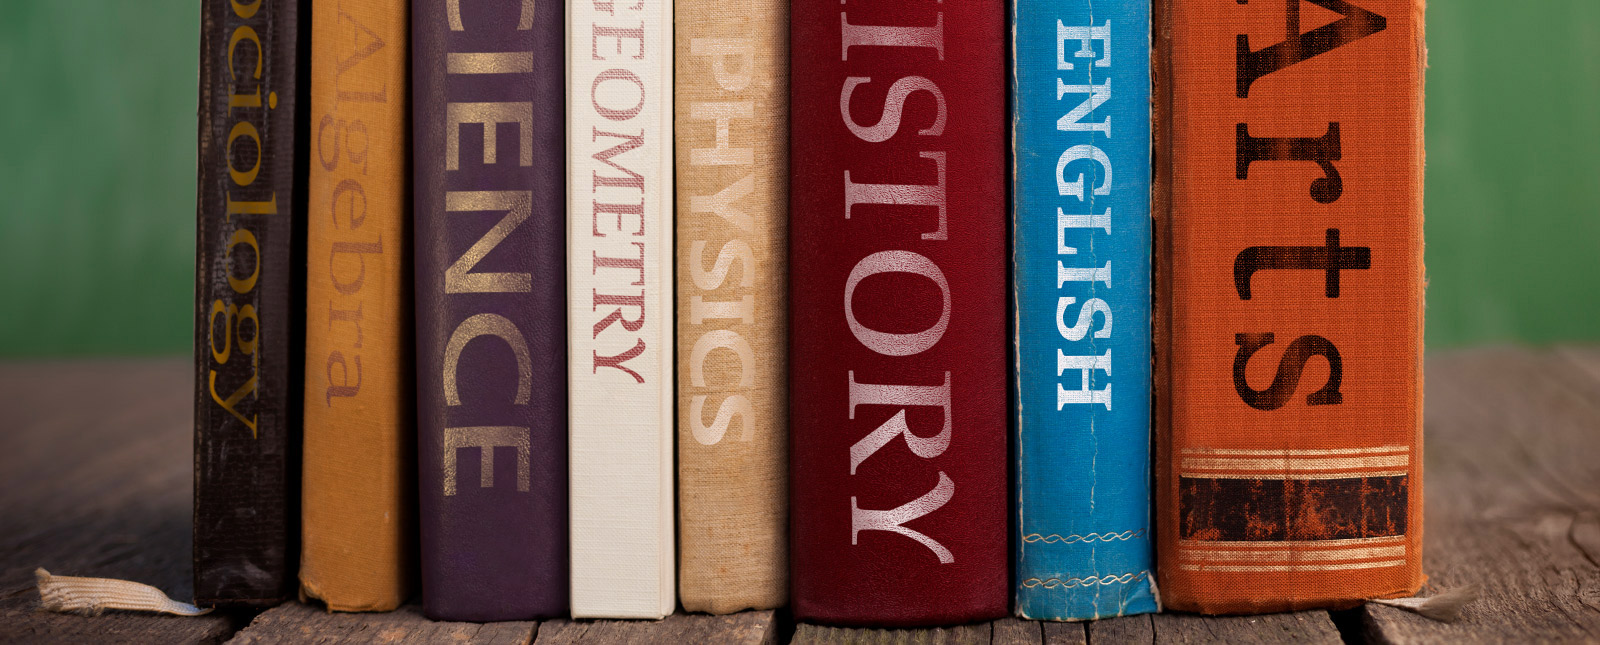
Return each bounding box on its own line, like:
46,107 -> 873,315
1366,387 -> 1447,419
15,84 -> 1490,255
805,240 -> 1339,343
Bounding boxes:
788,0 -> 1010,626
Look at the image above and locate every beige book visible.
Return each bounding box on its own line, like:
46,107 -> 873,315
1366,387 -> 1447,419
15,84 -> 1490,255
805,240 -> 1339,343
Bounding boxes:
673,0 -> 789,615
569,0 -> 676,620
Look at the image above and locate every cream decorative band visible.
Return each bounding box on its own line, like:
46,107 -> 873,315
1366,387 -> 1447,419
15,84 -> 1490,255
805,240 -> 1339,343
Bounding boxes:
1178,444 -> 1410,480
1176,536 -> 1407,573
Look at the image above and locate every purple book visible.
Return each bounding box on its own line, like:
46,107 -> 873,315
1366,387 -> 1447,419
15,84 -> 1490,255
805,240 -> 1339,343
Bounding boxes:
413,0 -> 567,621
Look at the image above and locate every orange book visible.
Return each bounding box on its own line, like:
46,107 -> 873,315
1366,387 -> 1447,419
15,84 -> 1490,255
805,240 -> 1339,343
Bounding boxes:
1154,0 -> 1425,613
300,0 -> 414,611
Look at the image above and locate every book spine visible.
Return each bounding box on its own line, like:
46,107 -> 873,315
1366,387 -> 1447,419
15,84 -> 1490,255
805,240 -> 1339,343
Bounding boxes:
673,0 -> 789,615
1154,0 -> 1425,613
413,0 -> 569,621
1011,0 -> 1156,621
193,0 -> 307,608
567,0 -> 676,620
300,0 -> 415,612
789,0 -> 1010,626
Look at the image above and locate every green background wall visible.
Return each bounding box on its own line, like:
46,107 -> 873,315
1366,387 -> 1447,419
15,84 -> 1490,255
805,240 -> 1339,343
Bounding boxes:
1,1 -> 1597,357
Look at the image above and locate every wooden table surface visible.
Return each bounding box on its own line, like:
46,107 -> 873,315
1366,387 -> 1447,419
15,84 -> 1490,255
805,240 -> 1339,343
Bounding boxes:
2,347 -> 1597,644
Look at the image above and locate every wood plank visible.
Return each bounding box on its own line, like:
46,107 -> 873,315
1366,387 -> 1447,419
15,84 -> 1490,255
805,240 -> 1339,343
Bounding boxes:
227,602 -> 535,644
991,617 -> 1045,645
0,358 -> 239,645
1039,620 -> 1086,644
790,621 -> 990,645
1359,347 -> 1600,643
1084,613 -> 1150,643
1145,612 -> 1342,644
537,610 -> 777,645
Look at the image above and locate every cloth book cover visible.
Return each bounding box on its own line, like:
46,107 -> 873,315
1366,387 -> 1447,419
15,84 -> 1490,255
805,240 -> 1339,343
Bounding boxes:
674,0 -> 789,615
567,0 -> 676,620
789,0 -> 1010,626
193,0 -> 307,609
1153,0 -> 1426,613
413,0 -> 569,621
1012,0 -> 1157,621
300,0 -> 416,613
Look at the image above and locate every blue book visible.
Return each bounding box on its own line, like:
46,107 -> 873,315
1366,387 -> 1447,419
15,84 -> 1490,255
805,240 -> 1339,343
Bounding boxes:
1011,0 -> 1156,620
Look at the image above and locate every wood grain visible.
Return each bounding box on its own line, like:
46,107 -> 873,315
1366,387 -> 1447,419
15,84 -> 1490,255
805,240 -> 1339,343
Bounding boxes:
537,610 -> 777,644
1147,612 -> 1342,644
225,602 -> 533,644
991,617 -> 1045,644
791,622 -> 991,644
0,358 -> 238,644
1359,347 -> 1600,643
4,351 -> 1600,643
1040,620 -> 1086,644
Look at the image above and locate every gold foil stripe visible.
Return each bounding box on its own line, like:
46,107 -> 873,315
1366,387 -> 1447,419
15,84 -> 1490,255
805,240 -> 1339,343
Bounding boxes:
1180,545 -> 1406,563
1179,536 -> 1406,550
1181,454 -> 1409,471
1180,445 -> 1409,457
1176,560 -> 1407,573
1177,469 -> 1409,480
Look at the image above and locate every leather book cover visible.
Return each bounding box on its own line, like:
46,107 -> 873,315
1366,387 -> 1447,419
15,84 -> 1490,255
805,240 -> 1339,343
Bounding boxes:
674,0 -> 789,615
1012,0 -> 1157,621
567,0 -> 676,620
1153,0 -> 1426,613
300,0 -> 416,612
413,0 -> 569,621
193,0 -> 308,608
789,0 -> 1010,626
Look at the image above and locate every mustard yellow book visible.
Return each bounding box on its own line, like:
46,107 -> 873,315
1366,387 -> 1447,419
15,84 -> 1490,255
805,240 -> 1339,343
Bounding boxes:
300,0 -> 413,612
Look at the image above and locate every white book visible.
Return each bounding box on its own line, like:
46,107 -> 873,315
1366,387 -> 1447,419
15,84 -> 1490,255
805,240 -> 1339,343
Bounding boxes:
567,0 -> 676,620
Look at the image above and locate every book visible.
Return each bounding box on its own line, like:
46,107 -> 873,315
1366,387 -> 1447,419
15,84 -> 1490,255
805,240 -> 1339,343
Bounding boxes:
567,0 -> 676,620
193,0 -> 307,608
673,0 -> 789,615
413,0 -> 569,621
1153,0 -> 1425,613
1012,0 -> 1157,621
300,0 -> 415,612
789,0 -> 1010,626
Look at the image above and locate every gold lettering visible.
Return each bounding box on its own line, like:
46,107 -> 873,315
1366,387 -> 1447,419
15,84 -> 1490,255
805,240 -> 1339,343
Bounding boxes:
226,193 -> 278,218
209,371 -> 259,438
227,26 -> 262,81
230,86 -> 262,109
209,301 -> 235,364
447,102 -> 534,170
443,426 -> 531,495
447,52 -> 534,74
225,228 -> 261,294
442,313 -> 532,406
445,191 -> 532,293
231,0 -> 261,19
227,121 -> 263,187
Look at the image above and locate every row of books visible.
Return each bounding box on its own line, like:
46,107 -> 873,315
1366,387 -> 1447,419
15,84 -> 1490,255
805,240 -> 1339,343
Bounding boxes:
193,0 -> 1425,625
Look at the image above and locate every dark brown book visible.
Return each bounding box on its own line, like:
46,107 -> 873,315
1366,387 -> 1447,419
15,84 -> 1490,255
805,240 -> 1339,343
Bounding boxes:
193,0 -> 308,608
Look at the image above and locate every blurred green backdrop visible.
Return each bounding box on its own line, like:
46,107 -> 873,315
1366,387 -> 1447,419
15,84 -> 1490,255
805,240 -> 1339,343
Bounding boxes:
1,1 -> 1597,356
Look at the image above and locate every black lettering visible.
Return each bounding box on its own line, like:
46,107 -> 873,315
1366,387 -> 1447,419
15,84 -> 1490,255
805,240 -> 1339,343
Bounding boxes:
1233,332 -> 1343,410
1234,229 -> 1370,299
1237,122 -> 1343,203
1236,0 -> 1387,98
